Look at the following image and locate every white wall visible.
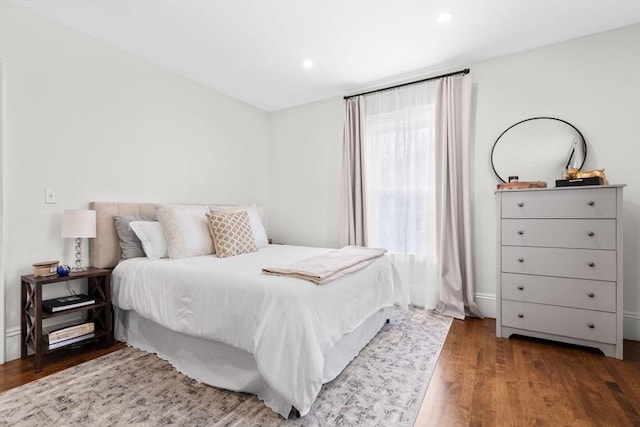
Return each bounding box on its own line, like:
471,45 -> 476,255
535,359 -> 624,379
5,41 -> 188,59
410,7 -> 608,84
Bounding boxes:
0,3 -> 270,361
268,24 -> 640,339
268,97 -> 344,248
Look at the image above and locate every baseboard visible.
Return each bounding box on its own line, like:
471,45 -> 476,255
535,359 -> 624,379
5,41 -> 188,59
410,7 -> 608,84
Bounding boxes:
475,293 -> 639,342
5,326 -> 20,363
623,310 -> 640,341
474,292 -> 496,319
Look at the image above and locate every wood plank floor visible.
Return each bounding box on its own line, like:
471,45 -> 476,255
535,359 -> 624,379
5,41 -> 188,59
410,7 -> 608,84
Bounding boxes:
1,319 -> 638,426
415,317 -> 640,427
0,341 -> 126,393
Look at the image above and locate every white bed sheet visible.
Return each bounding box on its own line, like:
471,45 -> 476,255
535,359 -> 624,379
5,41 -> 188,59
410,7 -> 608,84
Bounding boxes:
112,244 -> 406,416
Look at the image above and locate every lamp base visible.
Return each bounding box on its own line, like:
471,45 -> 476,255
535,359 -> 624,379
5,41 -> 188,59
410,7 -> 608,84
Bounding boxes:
73,238 -> 87,272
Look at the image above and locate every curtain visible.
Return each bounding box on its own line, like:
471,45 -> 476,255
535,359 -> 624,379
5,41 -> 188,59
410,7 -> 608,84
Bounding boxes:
340,96 -> 368,247
434,74 -> 483,319
362,81 -> 439,307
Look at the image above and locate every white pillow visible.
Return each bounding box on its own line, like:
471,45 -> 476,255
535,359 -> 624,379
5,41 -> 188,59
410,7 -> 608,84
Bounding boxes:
129,221 -> 168,260
209,204 -> 269,248
156,204 -> 213,259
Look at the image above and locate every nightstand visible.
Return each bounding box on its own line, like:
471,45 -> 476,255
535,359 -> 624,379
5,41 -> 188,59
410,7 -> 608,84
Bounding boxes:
20,267 -> 113,372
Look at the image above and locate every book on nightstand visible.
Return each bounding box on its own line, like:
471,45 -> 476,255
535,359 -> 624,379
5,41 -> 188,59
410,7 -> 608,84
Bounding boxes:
42,294 -> 95,313
46,333 -> 96,349
44,321 -> 95,345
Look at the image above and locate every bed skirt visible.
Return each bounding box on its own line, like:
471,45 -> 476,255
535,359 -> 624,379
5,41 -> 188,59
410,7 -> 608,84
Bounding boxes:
114,306 -> 393,417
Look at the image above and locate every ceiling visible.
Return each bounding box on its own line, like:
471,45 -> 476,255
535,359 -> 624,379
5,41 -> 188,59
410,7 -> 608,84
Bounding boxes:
11,0 -> 640,112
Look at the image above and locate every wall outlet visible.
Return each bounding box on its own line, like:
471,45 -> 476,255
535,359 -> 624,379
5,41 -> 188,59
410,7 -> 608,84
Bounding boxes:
45,188 -> 58,204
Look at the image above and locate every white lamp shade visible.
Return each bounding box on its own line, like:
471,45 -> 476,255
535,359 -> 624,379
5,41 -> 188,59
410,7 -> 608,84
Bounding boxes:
61,209 -> 97,238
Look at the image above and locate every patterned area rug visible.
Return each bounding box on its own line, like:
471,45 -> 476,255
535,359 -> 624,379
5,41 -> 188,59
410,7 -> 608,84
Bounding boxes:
0,308 -> 451,426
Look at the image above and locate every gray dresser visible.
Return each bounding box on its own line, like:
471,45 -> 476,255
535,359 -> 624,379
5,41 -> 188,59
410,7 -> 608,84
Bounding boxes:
496,185 -> 624,359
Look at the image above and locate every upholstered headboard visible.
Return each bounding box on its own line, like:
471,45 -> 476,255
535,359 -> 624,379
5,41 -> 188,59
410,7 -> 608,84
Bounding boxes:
89,202 -> 158,268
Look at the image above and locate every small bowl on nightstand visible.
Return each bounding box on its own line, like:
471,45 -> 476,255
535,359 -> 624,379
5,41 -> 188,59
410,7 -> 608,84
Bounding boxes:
56,265 -> 71,277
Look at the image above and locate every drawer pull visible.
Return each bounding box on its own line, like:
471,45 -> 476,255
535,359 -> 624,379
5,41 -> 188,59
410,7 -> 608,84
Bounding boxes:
518,202 -> 525,207
518,258 -> 524,263
587,231 -> 595,237
588,262 -> 595,267
518,313 -> 524,318
517,285 -> 524,291
587,292 -> 595,298
517,230 -> 524,235
588,200 -> 595,206
587,323 -> 595,329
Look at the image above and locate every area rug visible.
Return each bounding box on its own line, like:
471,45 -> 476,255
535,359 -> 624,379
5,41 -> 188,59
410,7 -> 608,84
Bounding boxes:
0,308 -> 451,427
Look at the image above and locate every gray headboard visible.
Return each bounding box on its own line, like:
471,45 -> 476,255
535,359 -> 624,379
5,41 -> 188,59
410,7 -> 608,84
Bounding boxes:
89,202 -> 157,268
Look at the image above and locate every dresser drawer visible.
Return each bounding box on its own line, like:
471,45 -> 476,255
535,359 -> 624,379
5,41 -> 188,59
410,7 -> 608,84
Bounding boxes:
501,188 -> 616,219
501,273 -> 616,312
502,300 -> 616,344
502,219 -> 616,249
502,246 -> 616,281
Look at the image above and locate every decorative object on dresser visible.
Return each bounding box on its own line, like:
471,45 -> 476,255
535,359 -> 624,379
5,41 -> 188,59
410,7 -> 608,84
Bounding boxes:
496,181 -> 547,190
20,267 -> 112,372
496,185 -> 625,359
60,209 -> 97,272
556,168 -> 609,187
491,117 -> 587,185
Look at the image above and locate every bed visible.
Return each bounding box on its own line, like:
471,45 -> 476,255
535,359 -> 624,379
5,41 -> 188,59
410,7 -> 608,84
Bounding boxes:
89,202 -> 407,417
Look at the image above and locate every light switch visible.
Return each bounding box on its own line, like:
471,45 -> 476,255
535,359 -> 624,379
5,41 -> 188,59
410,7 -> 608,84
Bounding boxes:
45,188 -> 58,204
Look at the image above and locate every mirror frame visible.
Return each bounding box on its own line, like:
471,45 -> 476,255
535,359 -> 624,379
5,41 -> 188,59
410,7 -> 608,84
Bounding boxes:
490,116 -> 588,183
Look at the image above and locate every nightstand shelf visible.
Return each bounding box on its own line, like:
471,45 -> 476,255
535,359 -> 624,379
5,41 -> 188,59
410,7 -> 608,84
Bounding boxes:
20,267 -> 113,372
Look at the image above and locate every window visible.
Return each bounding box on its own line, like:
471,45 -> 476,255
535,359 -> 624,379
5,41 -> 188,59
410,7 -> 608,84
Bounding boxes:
363,81 -> 438,307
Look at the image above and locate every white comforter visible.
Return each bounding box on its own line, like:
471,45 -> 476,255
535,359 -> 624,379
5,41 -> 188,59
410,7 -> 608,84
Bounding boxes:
112,244 -> 406,416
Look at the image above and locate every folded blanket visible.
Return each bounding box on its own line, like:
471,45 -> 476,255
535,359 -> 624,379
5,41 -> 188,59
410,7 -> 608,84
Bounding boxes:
262,245 -> 387,285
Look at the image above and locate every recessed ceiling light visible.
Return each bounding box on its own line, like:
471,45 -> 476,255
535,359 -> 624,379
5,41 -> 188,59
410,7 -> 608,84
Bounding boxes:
437,11 -> 454,24
302,59 -> 313,69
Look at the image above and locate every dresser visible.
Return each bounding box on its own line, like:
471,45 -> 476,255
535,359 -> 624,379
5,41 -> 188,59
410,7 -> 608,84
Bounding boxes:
496,185 -> 624,359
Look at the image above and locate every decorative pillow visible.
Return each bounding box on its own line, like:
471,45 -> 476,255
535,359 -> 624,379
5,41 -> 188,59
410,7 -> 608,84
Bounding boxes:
206,210 -> 257,258
129,221 -> 168,260
209,204 -> 269,248
113,215 -> 156,260
156,204 -> 213,259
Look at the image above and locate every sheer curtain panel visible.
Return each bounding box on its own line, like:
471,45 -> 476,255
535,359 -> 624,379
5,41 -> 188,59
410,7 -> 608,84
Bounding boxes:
363,81 -> 438,307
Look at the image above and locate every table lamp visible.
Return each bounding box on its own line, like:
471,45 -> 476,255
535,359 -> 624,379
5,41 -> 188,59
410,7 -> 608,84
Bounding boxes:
61,209 -> 96,272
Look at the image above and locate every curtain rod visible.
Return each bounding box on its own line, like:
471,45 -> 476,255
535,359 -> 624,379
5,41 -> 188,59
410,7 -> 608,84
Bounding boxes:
343,68 -> 470,100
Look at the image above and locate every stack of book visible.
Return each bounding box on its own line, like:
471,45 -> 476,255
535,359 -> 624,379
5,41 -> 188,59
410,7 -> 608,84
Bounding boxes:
44,321 -> 95,349
42,294 -> 95,313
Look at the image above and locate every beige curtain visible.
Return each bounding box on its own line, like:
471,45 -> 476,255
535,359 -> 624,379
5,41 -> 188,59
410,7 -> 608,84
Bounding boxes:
340,96 -> 368,247
434,74 -> 483,319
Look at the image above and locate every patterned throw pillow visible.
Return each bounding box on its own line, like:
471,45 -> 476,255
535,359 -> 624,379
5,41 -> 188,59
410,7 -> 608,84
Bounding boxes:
206,210 -> 257,258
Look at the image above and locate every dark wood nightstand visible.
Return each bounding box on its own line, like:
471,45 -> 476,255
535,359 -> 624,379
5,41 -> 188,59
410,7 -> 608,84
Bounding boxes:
20,267 -> 113,372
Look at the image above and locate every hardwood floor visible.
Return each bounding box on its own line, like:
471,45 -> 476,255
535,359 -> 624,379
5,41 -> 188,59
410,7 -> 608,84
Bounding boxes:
2,320 -> 638,426
415,317 -> 640,427
0,341 -> 126,393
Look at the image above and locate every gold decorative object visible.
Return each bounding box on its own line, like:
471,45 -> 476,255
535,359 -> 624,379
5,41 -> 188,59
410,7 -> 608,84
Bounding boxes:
565,168 -> 609,185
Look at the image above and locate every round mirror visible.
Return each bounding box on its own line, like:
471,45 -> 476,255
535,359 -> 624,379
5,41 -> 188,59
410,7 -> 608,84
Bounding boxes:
491,117 -> 587,184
